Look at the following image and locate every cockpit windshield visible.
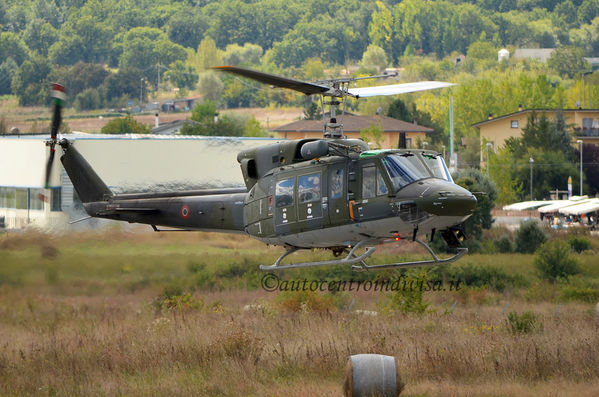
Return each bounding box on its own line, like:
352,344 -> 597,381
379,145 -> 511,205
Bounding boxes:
381,154 -> 430,192
421,153 -> 453,182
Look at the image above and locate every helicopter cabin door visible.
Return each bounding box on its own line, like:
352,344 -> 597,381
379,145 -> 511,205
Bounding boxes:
356,160 -> 393,221
327,162 -> 348,226
296,171 -> 324,230
274,176 -> 297,234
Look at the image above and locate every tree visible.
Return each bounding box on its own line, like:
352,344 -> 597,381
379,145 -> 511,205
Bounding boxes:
166,11 -> 209,49
547,46 -> 591,78
191,100 -> 217,123
0,32 -> 30,65
222,43 -> 263,66
74,88 -> 101,111
244,115 -> 266,137
534,240 -> 580,281
164,61 -> 198,90
22,20 -> 58,57
118,27 -> 186,81
11,56 -> 52,106
368,1 -> 393,59
99,67 -> 145,105
361,44 -> 388,73
360,122 -> 384,149
192,38 -> 222,71
452,168 -> 497,240
0,58 -> 18,95
197,72 -> 224,102
49,16 -> 113,65
101,115 -> 151,134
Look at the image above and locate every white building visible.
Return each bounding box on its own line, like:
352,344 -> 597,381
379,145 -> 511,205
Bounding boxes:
0,133 -> 280,229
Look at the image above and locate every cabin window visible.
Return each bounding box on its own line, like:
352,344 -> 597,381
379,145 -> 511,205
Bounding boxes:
362,165 -> 376,199
275,177 -> 294,208
511,120 -> 518,128
298,173 -> 321,203
330,169 -> 343,199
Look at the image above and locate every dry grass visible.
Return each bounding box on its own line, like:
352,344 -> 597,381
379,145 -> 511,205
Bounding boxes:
1,229 -> 599,396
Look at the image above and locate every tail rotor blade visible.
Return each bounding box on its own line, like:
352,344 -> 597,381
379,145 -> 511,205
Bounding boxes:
45,83 -> 66,188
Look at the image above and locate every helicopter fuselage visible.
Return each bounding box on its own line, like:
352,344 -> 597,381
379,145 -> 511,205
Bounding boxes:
67,138 -> 476,252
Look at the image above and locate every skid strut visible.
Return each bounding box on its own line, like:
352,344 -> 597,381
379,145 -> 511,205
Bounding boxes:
260,238 -> 467,271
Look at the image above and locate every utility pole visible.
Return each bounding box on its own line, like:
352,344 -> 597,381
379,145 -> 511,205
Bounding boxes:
529,157 -> 534,201
485,142 -> 493,177
577,139 -> 583,196
449,96 -> 454,170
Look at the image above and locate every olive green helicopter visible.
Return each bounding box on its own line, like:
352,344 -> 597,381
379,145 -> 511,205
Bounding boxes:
45,67 -> 476,271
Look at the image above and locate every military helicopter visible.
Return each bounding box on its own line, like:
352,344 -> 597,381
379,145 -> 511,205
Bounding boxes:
46,67 -> 476,271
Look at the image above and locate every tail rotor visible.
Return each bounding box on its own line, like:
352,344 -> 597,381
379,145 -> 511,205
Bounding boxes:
44,83 -> 66,188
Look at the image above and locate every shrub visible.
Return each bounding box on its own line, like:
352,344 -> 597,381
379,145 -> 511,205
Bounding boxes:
560,286 -> 599,303
568,235 -> 591,253
152,286 -> 203,312
385,270 -> 430,314
493,235 -> 513,253
276,290 -> 335,313
515,220 -> 547,253
534,240 -> 581,282
505,311 -> 543,334
448,264 -> 527,292
101,115 -> 150,134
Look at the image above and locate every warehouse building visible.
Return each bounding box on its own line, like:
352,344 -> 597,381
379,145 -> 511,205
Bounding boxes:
0,133 -> 280,229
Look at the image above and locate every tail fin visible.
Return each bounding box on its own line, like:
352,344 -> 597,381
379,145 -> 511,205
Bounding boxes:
59,140 -> 113,203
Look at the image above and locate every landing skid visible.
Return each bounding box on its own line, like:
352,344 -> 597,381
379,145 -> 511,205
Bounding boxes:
259,238 -> 467,271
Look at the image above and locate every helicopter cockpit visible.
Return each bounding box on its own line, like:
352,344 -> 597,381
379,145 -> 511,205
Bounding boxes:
364,150 -> 453,192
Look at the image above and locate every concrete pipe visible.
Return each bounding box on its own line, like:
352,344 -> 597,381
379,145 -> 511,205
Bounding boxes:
343,354 -> 404,397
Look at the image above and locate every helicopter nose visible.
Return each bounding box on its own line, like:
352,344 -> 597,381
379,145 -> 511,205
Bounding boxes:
415,180 -> 477,216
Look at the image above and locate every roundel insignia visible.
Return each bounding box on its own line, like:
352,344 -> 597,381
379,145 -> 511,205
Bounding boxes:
181,205 -> 190,219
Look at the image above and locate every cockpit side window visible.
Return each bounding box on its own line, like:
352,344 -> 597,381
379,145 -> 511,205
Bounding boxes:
422,154 -> 453,182
275,177 -> 294,208
381,154 -> 430,192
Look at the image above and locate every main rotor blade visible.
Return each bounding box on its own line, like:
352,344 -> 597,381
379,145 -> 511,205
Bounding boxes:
348,81 -> 455,98
212,66 -> 330,95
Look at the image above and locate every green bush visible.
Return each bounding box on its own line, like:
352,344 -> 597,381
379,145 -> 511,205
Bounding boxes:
101,115 -> 150,134
515,220 -> 547,253
534,240 -> 581,282
385,270 -> 430,315
447,264 -> 527,292
568,235 -> 591,253
493,235 -> 513,253
505,311 -> 543,334
560,286 -> 599,303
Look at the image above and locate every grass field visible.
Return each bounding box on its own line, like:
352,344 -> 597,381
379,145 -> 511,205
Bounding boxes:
1,228 -> 599,396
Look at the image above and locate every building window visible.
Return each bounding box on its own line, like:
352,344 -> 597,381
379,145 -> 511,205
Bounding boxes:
511,120 -> 519,128
405,138 -> 412,148
51,188 -> 62,211
0,187 -> 16,209
15,188 -> 28,209
29,188 -> 45,210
